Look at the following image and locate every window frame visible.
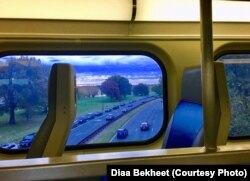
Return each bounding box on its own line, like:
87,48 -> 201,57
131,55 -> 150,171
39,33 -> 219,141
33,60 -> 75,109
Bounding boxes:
215,50 -> 250,140
0,48 -> 168,154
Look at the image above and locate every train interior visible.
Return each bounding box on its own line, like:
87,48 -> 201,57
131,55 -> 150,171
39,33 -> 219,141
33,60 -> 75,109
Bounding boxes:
0,0 -> 249,180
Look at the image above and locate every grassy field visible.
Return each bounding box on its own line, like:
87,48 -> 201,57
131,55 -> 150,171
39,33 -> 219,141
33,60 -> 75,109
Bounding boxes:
0,95 -> 148,145
76,95 -> 144,116
0,111 -> 45,145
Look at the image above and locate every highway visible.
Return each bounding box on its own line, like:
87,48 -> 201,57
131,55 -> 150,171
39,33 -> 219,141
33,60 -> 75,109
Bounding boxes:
110,100 -> 163,142
66,96 -> 158,145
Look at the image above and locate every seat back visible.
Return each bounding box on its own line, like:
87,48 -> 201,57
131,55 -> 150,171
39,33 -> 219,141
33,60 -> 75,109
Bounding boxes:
162,67 -> 203,148
214,62 -> 231,145
27,63 -> 76,158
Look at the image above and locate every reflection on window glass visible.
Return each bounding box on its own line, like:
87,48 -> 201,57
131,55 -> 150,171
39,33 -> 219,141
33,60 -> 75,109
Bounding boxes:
0,55 -> 164,150
219,54 -> 250,137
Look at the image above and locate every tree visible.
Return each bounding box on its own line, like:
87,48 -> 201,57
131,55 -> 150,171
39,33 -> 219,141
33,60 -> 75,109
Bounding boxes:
225,63 -> 250,136
152,77 -> 163,97
100,75 -> 131,100
0,56 -> 48,123
16,57 -> 47,121
0,58 -> 25,124
133,83 -> 149,96
100,80 -> 120,100
17,82 -> 39,121
77,87 -> 89,99
77,86 -> 99,99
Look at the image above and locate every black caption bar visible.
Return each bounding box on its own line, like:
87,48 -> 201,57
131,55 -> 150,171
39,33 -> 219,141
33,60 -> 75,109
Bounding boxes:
107,165 -> 249,181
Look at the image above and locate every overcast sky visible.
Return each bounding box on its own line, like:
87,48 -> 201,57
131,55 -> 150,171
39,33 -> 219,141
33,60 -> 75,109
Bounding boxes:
0,55 -> 157,66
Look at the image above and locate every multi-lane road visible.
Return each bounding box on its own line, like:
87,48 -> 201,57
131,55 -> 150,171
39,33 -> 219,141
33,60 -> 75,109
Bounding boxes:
66,96 -> 163,145
110,100 -> 163,142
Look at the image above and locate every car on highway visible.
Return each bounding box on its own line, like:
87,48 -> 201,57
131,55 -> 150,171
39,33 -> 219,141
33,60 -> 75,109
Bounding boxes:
19,133 -> 36,148
112,105 -> 119,110
72,116 -> 88,128
121,108 -> 128,113
86,113 -> 95,120
72,122 -> 79,129
106,114 -> 115,121
94,111 -> 103,116
0,143 -> 19,150
104,108 -> 112,112
120,103 -> 125,107
140,122 -> 150,131
77,116 -> 88,124
116,128 -> 128,139
127,104 -> 133,107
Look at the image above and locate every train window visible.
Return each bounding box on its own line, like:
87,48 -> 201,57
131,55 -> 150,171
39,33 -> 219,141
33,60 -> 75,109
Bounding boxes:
218,54 -> 250,138
0,55 -> 165,151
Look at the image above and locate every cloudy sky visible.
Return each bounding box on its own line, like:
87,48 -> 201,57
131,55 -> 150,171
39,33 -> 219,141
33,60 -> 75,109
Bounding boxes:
0,55 -> 157,66
0,55 -> 162,86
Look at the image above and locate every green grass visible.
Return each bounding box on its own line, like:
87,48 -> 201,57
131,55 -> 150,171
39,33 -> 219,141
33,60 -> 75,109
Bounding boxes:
88,100 -> 158,144
0,95 -> 150,145
76,95 -> 146,116
0,111 -> 45,145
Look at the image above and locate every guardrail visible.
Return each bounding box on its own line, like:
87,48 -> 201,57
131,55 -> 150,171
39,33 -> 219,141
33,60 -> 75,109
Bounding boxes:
78,97 -> 157,144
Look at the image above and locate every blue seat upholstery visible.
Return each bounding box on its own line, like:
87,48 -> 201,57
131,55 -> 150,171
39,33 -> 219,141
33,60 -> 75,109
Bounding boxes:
162,67 -> 203,148
164,101 -> 203,148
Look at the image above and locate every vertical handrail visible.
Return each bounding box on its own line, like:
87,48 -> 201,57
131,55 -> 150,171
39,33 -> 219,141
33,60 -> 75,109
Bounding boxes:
200,0 -> 219,151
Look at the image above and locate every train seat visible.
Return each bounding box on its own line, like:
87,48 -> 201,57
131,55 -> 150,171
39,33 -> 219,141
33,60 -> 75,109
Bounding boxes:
214,62 -> 231,145
27,64 -> 76,158
162,67 -> 203,148
162,62 -> 231,148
